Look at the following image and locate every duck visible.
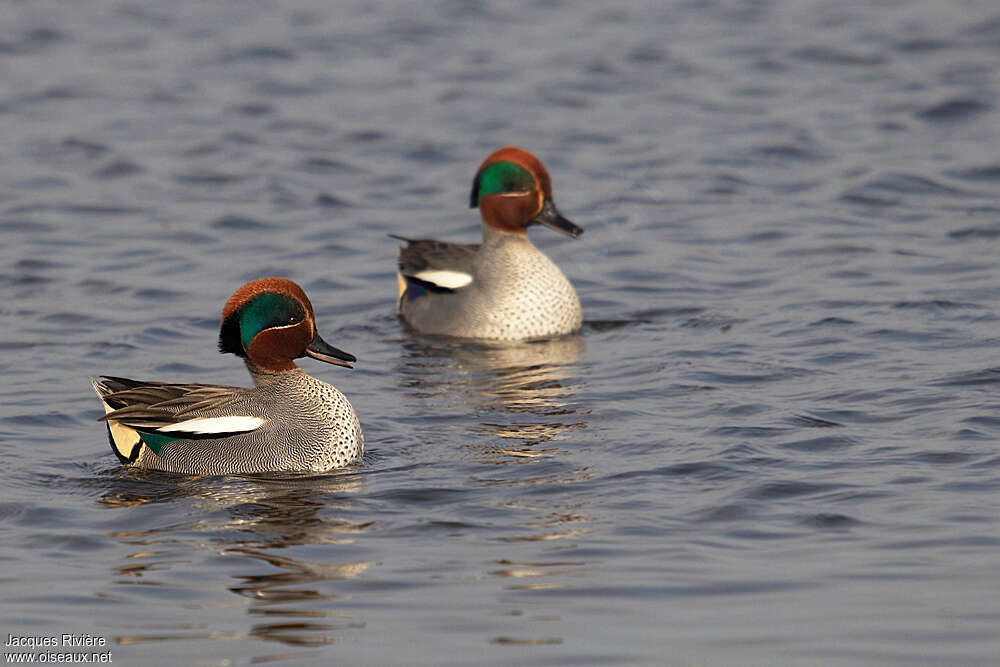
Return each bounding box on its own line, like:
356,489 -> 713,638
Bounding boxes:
91,277 -> 363,475
392,146 -> 583,341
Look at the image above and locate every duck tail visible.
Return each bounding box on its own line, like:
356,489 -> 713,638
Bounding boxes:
91,377 -> 143,465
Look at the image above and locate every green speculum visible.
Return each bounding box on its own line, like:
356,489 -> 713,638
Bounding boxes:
139,431 -> 177,455
474,161 -> 535,206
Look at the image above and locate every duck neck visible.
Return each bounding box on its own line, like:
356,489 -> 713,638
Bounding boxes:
246,361 -> 303,386
482,221 -> 531,247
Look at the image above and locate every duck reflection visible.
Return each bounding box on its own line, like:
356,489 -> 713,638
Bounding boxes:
397,333 -> 594,562
100,470 -> 371,654
397,335 -> 588,461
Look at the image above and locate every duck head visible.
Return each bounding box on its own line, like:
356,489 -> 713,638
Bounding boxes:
469,146 -> 583,238
218,278 -> 355,372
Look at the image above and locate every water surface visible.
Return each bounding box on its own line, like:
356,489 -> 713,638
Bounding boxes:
3,0 -> 1000,664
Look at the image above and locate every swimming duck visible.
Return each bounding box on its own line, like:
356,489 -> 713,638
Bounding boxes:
393,146 -> 583,340
92,278 -> 363,474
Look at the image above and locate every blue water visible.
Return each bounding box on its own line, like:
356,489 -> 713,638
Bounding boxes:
3,0 -> 1000,664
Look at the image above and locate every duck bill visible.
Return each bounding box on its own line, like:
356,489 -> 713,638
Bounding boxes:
534,199 -> 583,238
304,333 -> 356,369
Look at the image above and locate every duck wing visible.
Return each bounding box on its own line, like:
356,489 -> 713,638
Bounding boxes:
390,234 -> 479,292
93,376 -> 262,439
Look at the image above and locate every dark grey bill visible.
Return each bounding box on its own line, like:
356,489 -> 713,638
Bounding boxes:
304,333 -> 356,369
533,199 -> 583,238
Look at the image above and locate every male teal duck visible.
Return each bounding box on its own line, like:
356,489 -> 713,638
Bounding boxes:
92,278 -> 363,474
393,146 -> 583,341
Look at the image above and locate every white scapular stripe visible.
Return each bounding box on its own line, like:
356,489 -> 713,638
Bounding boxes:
157,416 -> 266,435
414,269 -> 473,289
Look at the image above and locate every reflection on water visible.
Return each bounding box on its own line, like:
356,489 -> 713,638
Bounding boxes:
228,547 -> 370,647
398,334 -> 595,649
398,333 -> 594,529
398,335 -> 589,459
100,472 -> 371,657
